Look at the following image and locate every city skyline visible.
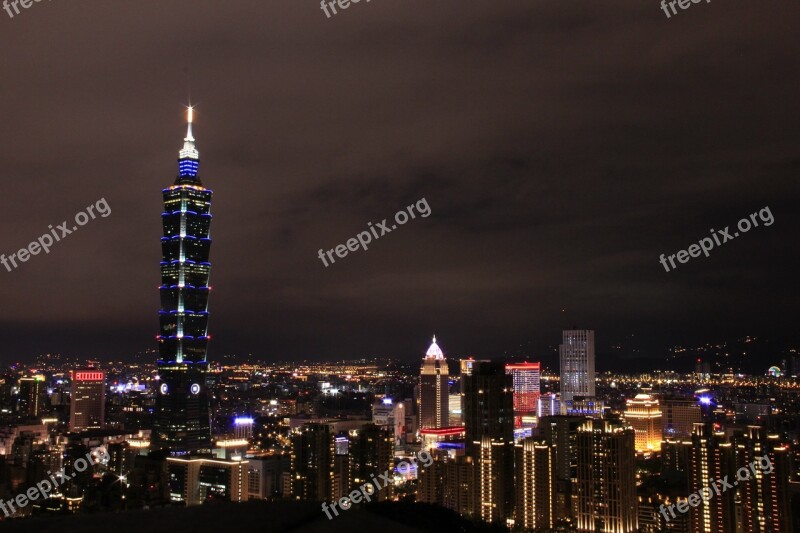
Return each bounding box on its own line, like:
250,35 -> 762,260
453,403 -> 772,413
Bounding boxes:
1,2 -> 798,529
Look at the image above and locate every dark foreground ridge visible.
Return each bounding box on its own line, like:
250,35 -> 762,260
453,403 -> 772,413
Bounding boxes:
0,500 -> 500,533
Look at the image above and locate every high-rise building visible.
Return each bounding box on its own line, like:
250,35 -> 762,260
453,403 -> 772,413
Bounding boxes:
662,397 -> 702,438
462,361 -> 514,524
559,330 -> 595,401
575,418 -> 638,533
687,423 -> 735,533
515,437 -> 557,531
152,107 -> 213,456
419,336 -> 449,430
736,426 -> 793,533
17,375 -> 46,418
538,415 -> 585,522
290,423 -> 335,501
624,393 -> 663,453
69,370 -> 106,432
348,424 -> 394,502
505,362 -> 540,425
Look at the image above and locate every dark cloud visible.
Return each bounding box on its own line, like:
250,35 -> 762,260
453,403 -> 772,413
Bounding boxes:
0,0 -> 798,364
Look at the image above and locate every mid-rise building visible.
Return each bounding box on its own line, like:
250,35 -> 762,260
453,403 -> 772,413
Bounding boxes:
69,370 -> 106,432
505,362 -> 540,425
662,397 -> 702,438
17,376 -> 46,418
559,330 -> 595,401
167,457 -> 248,505
624,393 -> 663,453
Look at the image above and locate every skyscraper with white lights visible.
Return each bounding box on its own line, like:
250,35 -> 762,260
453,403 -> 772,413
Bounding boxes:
419,336 -> 449,430
559,330 -> 595,401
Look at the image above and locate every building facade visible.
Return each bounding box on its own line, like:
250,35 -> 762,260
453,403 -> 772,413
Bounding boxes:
575,419 -> 638,533
419,336 -> 449,430
559,330 -> 595,401
462,361 -> 514,525
505,362 -> 541,425
624,393 -> 663,453
515,437 -> 557,531
69,370 -> 105,432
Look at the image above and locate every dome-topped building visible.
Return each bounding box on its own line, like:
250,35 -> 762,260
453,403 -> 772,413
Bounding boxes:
419,335 -> 449,429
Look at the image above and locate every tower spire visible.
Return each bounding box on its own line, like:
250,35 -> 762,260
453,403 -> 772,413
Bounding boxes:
186,105 -> 195,142
178,106 -> 199,179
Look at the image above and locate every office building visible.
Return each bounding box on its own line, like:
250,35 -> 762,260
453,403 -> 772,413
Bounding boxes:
69,370 -> 106,432
17,375 -> 46,418
624,393 -> 663,453
505,362 -> 540,425
662,397 -> 702,438
419,336 -> 449,429
575,418 -> 638,533
152,107 -> 214,456
559,330 -> 595,401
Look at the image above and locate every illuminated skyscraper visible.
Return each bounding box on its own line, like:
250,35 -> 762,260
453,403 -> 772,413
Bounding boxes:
624,393 -> 663,453
575,418 -> 638,533
505,362 -> 540,425
688,423 -> 735,533
69,370 -> 106,432
419,336 -> 449,429
736,426 -> 793,533
463,361 -> 514,524
152,107 -> 213,456
559,330 -> 595,401
515,437 -> 556,531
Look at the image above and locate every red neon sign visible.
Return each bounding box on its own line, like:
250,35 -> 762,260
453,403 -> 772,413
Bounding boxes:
75,371 -> 105,381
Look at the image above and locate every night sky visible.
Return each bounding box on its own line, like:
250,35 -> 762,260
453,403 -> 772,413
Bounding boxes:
1,1 -> 798,365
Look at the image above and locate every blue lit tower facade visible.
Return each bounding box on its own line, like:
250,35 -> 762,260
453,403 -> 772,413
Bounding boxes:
152,108 -> 213,456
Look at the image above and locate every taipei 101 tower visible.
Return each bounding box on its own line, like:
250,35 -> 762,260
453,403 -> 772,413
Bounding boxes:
151,107 -> 213,456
